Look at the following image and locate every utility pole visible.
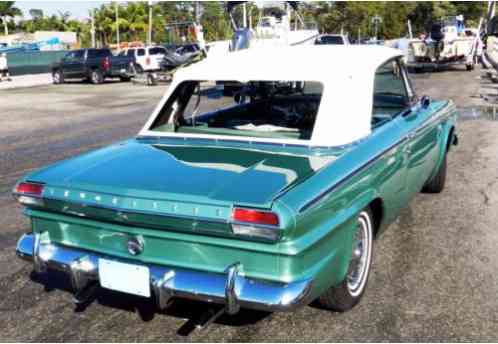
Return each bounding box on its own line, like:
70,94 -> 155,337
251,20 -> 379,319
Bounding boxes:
3,16 -> 8,36
487,1 -> 496,24
115,3 -> 120,50
148,1 -> 153,46
91,9 -> 96,48
242,3 -> 247,28
407,19 -> 413,39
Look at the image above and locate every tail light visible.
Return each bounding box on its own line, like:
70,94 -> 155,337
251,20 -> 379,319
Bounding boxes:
146,57 -> 151,65
101,56 -> 111,70
13,182 -> 44,206
231,207 -> 280,241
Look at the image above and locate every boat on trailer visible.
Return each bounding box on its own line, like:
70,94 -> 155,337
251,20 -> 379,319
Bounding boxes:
405,15 -> 481,72
218,1 -> 319,52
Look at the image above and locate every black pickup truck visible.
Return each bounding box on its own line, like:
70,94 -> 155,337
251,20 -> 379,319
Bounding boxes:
52,48 -> 134,84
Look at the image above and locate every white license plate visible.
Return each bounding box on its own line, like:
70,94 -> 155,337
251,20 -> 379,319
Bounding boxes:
120,68 -> 126,73
98,258 -> 150,297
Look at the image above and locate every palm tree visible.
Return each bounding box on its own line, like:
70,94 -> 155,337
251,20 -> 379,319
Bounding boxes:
0,1 -> 22,36
124,2 -> 148,42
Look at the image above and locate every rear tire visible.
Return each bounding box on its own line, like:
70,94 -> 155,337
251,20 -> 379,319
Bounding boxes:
134,63 -> 144,74
318,208 -> 374,312
53,70 -> 64,84
90,69 -> 104,84
422,153 -> 447,193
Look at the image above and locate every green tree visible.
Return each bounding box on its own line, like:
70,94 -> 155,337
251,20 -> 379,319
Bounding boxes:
201,1 -> 231,41
0,1 -> 22,35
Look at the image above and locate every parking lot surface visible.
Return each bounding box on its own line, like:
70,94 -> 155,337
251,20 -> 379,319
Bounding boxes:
1,69 -> 498,342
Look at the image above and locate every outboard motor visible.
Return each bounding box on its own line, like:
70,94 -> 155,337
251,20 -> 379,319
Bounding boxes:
230,28 -> 253,51
430,23 -> 445,59
430,23 -> 445,42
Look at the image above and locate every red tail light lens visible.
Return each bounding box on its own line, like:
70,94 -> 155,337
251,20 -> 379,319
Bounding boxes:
15,182 -> 44,196
102,57 -> 111,70
146,57 -> 151,65
232,208 -> 279,226
13,182 -> 44,206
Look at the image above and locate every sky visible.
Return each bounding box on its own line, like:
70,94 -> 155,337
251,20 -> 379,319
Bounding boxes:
16,1 -> 110,20
15,1 -> 275,20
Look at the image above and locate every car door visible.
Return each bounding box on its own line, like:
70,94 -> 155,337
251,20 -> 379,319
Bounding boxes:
70,50 -> 86,78
399,61 -> 441,198
61,51 -> 77,77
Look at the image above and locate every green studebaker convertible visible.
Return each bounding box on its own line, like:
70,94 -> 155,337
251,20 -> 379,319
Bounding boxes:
15,46 -> 457,316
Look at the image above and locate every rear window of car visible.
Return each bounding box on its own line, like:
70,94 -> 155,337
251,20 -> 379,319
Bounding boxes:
150,80 -> 323,141
315,36 -> 344,45
149,47 -> 166,55
73,50 -> 85,59
137,49 -> 145,56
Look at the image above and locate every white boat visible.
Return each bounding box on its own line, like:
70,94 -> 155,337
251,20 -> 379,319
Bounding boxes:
207,1 -> 319,55
404,15 -> 480,71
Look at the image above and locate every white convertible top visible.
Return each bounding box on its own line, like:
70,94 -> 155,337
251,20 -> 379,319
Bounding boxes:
140,45 -> 403,147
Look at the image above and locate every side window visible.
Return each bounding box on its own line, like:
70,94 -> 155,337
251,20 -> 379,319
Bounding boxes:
372,60 -> 410,128
97,49 -> 111,57
149,47 -> 166,55
137,49 -> 145,56
64,51 -> 75,60
73,50 -> 85,59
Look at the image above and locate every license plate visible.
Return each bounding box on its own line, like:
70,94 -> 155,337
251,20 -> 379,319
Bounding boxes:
120,68 -> 126,73
98,259 -> 150,297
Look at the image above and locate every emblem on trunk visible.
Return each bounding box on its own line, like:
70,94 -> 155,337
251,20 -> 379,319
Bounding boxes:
127,236 -> 144,256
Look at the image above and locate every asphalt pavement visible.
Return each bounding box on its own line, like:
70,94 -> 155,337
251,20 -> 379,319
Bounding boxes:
1,68 -> 498,342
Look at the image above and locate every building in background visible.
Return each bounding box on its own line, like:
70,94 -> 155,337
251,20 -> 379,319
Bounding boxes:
0,31 -> 77,51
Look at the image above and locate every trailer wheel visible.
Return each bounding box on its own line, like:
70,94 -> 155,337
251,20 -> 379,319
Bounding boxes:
146,73 -> 157,86
466,63 -> 474,71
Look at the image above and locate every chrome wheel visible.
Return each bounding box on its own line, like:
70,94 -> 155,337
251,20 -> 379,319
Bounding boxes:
347,211 -> 373,297
53,71 -> 61,84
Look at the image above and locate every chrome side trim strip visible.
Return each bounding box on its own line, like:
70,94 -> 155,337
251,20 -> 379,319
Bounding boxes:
299,102 -> 456,213
299,137 -> 408,213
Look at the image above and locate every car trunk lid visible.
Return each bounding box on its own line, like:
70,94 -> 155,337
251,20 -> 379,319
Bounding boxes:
27,140 -> 336,235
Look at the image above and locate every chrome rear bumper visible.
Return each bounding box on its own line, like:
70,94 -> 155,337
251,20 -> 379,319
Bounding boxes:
16,233 -> 313,314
